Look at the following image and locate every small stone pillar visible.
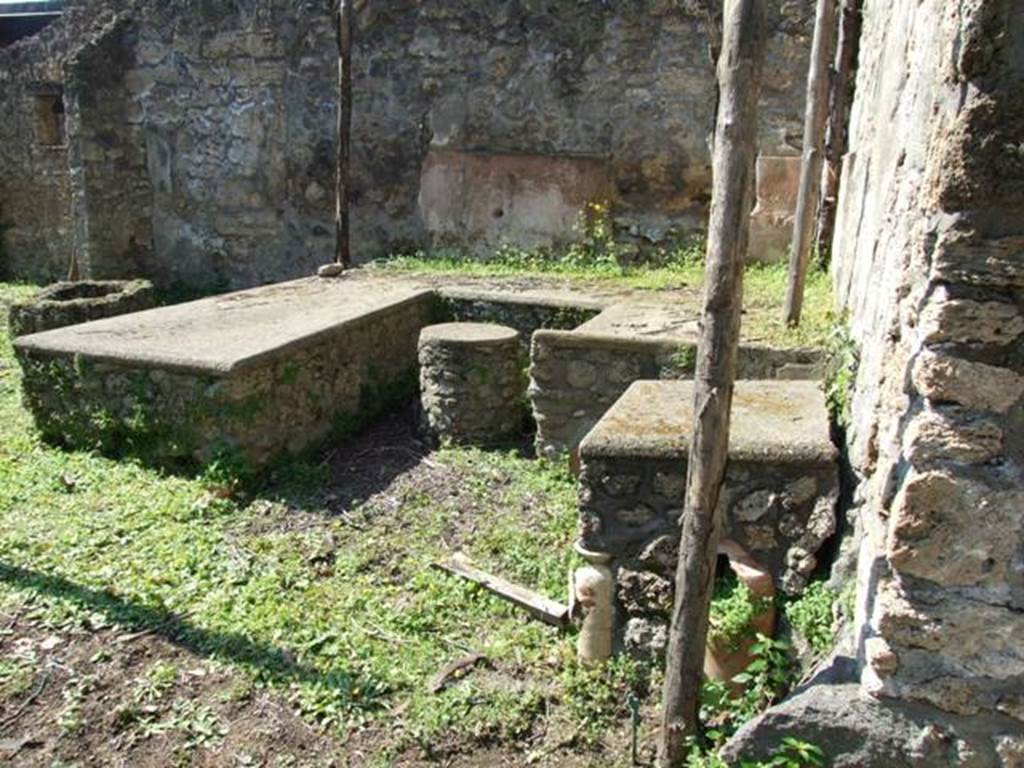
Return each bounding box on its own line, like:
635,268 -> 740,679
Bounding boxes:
418,322 -> 524,446
572,540 -> 615,665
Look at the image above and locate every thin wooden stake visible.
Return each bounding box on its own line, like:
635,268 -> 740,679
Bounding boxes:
815,0 -> 862,259
782,0 -> 837,326
657,0 -> 764,762
334,0 -> 352,268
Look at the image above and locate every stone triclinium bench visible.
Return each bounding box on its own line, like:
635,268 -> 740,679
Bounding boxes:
13,279 -> 436,467
528,302 -> 824,460
576,379 -> 838,657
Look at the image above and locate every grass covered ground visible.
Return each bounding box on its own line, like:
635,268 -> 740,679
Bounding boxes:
370,254 -> 834,350
0,274 -> 837,767
0,283 -> 655,766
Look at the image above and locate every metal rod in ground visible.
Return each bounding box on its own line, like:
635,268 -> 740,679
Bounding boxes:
657,0 -> 765,763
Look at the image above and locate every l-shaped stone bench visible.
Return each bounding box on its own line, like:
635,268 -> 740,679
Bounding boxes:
13,274 -> 826,470
13,279 -> 438,466
528,302 -> 824,459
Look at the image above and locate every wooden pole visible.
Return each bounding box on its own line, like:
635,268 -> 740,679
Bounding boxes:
814,0 -> 861,260
782,0 -> 837,326
657,0 -> 764,763
334,0 -> 352,268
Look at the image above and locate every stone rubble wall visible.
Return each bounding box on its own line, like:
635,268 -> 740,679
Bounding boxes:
830,0 -> 1024,731
578,452 -> 838,658
0,2 -> 85,282
2,0 -> 814,289
15,292 -> 436,467
529,329 -> 823,459
437,293 -> 601,346
65,13 -> 155,282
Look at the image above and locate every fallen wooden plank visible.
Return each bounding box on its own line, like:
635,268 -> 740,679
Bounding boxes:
432,552 -> 570,628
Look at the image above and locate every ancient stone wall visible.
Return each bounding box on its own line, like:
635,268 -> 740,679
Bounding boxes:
0,7 -> 74,282
831,0 -> 1024,730
2,0 -> 813,289
65,13 -> 155,281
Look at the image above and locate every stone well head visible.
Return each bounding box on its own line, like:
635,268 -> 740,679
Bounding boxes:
8,279 -> 156,338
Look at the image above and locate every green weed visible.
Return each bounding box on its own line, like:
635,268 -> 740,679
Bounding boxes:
784,580 -> 837,656
823,313 -> 859,429
708,571 -> 773,652
58,674 -> 97,734
133,660 -> 179,702
559,655 -> 654,745
698,635 -> 795,750
685,736 -> 826,768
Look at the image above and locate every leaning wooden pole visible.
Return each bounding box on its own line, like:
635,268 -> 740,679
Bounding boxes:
657,0 -> 764,763
334,0 -> 352,268
782,0 -> 836,326
814,0 -> 861,259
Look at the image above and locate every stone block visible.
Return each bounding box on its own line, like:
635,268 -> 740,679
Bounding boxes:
13,278 -> 435,467
887,470 -> 1024,593
903,408 -> 1004,466
576,379 -> 838,654
919,286 -> 1024,346
912,350 -> 1024,414
722,676 -> 1024,768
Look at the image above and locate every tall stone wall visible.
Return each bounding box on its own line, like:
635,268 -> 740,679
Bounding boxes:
62,0 -> 338,289
0,9 -> 73,282
0,1 -> 130,283
1,0 -> 814,289
832,0 -> 1023,729
66,13 -> 155,281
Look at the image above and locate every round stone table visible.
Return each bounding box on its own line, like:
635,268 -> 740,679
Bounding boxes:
418,322 -> 524,445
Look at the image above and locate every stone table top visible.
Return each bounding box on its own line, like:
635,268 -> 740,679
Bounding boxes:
580,379 -> 836,464
13,277 -> 434,375
573,302 -> 700,342
419,322 -> 519,346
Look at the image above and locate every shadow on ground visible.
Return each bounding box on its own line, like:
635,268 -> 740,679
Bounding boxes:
0,561 -> 366,692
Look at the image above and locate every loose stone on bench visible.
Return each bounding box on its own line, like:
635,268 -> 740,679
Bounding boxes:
316,262 -> 346,278
417,322 -> 525,446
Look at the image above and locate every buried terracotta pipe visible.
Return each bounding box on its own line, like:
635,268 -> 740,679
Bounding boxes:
704,540 -> 776,694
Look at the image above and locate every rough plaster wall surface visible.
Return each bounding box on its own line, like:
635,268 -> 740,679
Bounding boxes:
68,0 -> 339,290
2,0 -> 814,289
831,0 -> 1024,724
0,8 -> 74,282
0,0 -> 135,283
